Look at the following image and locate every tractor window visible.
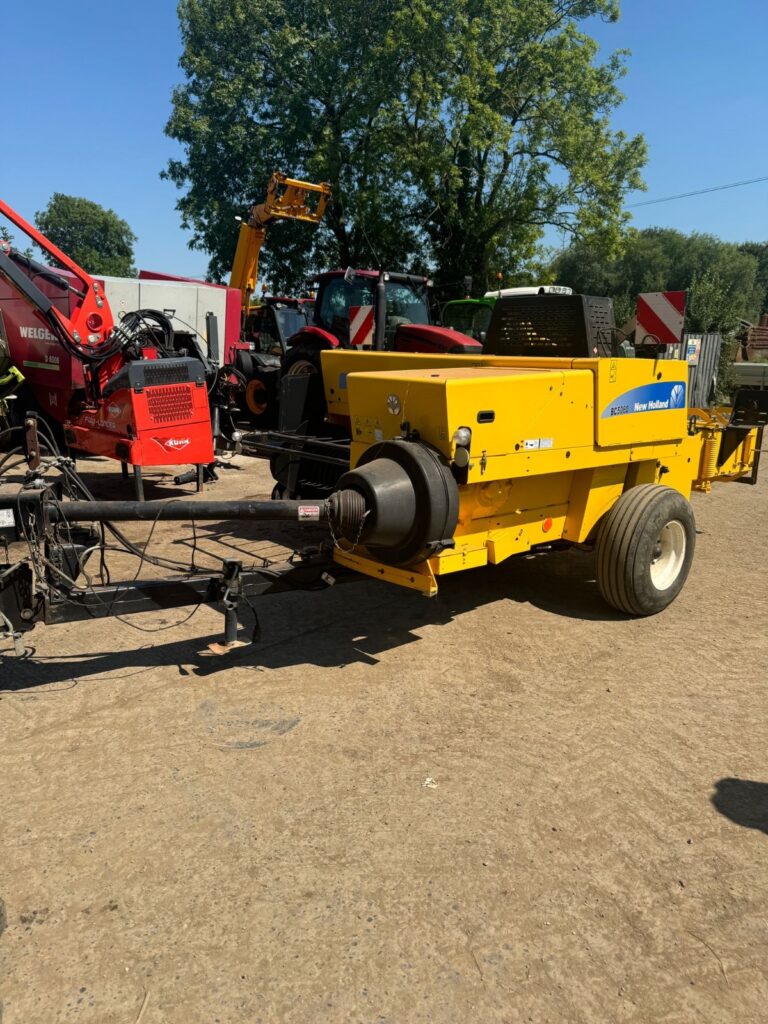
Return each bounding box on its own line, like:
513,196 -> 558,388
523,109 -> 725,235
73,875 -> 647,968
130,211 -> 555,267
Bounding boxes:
316,277 -> 374,342
383,281 -> 429,347
274,307 -> 310,347
384,282 -> 429,324
315,275 -> 430,347
245,310 -> 281,355
443,301 -> 493,340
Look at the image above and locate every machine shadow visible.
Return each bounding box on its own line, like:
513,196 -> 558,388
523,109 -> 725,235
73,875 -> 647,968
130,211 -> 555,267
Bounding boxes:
0,546 -> 623,690
2,463 -> 209,502
177,518 -> 623,631
73,465 -> 202,501
711,778 -> 768,835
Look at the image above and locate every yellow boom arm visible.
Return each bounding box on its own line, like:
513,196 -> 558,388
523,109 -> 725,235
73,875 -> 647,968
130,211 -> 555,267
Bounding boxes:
229,172 -> 331,312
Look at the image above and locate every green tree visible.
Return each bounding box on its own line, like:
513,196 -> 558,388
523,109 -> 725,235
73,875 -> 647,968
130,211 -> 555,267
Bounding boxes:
391,0 -> 645,294
553,228 -> 763,327
738,241 -> 768,316
165,0 -> 645,292
0,226 -> 34,261
34,194 -> 136,277
164,0 -> 421,289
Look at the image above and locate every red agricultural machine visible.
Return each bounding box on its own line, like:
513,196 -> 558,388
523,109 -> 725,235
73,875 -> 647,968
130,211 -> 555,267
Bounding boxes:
0,176 -> 481,499
273,267 -> 482,436
0,200 -> 221,498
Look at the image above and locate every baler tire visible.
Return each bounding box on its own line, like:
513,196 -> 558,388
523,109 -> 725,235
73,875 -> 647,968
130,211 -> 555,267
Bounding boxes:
595,484 -> 695,616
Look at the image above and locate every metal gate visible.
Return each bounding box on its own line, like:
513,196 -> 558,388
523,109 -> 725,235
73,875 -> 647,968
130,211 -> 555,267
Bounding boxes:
659,332 -> 722,408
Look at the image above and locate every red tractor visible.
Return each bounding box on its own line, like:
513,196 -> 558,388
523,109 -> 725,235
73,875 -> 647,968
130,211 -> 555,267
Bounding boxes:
280,268 -> 481,432
241,269 -> 481,498
226,175 -> 481,428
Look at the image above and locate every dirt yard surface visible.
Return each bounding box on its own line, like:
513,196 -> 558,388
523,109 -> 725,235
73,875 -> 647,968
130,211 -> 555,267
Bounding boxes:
1,454 -> 767,1024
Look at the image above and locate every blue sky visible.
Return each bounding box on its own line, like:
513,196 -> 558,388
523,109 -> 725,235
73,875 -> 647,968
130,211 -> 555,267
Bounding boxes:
1,0 -> 766,277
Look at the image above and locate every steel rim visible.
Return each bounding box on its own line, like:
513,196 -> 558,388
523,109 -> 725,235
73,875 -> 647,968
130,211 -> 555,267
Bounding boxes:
650,520 -> 687,590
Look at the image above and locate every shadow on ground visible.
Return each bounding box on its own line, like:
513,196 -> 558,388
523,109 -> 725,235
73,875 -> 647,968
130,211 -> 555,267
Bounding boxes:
711,778 -> 768,835
0,463 -> 217,503
0,547 -> 625,690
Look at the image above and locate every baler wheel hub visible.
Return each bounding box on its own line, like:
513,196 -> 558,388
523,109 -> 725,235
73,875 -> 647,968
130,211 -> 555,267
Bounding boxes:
650,520 -> 687,591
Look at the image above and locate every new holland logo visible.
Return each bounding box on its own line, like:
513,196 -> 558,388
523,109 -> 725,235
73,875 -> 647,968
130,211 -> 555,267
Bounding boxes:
152,436 -> 191,452
601,380 -> 687,418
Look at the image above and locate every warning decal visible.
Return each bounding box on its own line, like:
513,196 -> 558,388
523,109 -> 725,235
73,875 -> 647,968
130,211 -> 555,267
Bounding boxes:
298,505 -> 321,521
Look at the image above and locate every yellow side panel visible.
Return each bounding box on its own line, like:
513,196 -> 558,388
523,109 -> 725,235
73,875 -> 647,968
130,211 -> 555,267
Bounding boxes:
593,357 -> 688,448
323,350 -> 581,421
443,367 -> 595,484
562,465 -> 628,543
457,474 -> 572,532
344,365 -> 596,480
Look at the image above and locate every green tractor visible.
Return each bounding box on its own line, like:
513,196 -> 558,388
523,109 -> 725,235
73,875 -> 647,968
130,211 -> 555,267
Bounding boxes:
441,296 -> 496,343
441,285 -> 573,344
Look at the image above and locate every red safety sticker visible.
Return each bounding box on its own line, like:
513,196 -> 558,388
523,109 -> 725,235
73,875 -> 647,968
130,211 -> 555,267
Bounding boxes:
298,505 -> 321,521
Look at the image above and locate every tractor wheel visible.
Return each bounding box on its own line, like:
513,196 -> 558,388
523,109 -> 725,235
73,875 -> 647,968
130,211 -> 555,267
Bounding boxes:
282,346 -> 327,434
244,378 -> 269,418
285,356 -> 321,377
595,484 -> 695,616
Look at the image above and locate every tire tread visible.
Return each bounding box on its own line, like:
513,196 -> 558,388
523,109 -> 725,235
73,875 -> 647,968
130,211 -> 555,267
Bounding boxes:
596,484 -> 694,616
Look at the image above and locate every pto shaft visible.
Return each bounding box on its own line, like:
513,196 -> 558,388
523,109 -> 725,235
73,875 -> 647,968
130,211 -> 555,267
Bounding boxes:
45,490 -> 367,531
48,499 -> 329,522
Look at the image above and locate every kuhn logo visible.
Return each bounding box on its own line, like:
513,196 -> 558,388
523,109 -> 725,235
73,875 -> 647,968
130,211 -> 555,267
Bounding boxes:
152,436 -> 191,452
19,325 -> 57,342
107,403 -> 123,418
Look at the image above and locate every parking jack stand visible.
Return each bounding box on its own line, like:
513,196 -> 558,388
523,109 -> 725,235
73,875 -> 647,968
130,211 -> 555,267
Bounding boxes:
206,559 -> 251,655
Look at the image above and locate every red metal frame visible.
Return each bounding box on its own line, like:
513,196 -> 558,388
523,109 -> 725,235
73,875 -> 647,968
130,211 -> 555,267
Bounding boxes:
0,199 -> 115,354
0,199 -> 214,472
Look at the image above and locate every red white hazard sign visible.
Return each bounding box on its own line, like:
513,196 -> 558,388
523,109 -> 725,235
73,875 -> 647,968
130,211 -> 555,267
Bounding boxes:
349,304 -> 374,347
636,291 -> 686,345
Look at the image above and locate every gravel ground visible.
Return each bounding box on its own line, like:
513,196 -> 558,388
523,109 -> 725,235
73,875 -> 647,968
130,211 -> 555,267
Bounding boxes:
1,454 -> 766,1024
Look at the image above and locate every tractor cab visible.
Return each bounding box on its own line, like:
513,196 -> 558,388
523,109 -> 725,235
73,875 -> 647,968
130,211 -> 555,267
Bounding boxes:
442,297 -> 495,342
244,297 -> 312,358
441,285 -> 573,344
310,269 -> 431,349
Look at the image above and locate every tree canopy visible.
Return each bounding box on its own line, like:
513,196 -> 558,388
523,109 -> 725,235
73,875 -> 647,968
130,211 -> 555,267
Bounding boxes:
165,0 -> 645,293
738,241 -> 768,316
35,194 -> 137,277
552,228 -> 764,331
